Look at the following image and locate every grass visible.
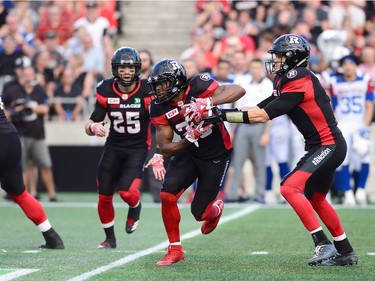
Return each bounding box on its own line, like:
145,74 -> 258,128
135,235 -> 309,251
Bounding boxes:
0,192 -> 374,281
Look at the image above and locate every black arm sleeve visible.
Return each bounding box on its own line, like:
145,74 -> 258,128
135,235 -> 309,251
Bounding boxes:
89,101 -> 107,122
257,95 -> 276,109
263,92 -> 304,120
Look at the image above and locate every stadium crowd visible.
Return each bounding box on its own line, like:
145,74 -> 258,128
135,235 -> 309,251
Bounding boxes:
0,0 -> 374,206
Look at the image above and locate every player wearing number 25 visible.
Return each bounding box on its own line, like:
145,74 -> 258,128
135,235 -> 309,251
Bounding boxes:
148,59 -> 245,266
85,47 -> 155,249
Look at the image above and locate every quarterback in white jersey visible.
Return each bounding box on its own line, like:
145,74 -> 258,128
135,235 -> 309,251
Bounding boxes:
329,55 -> 374,206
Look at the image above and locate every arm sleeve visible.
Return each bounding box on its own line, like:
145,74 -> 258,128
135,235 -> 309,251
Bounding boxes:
257,95 -> 276,109
263,92 -> 304,120
89,101 -> 107,122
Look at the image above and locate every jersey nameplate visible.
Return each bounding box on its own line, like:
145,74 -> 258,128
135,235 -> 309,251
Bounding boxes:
166,108 -> 179,119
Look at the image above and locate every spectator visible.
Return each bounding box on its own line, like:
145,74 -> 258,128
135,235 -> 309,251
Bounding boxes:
32,50 -> 56,99
358,46 -> 375,82
0,35 -> 24,90
35,3 -> 73,47
73,0 -> 114,76
2,65 -> 59,202
139,49 -> 153,78
53,66 -> 84,122
0,13 -> 35,57
328,1 -> 366,35
213,19 -> 256,63
67,53 -> 95,100
39,30 -> 65,82
80,32 -> 105,80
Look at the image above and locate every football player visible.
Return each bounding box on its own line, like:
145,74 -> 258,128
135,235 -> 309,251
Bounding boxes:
329,55 -> 374,206
195,34 -> 358,266
0,96 -> 64,249
85,47 -> 157,249
148,59 -> 245,266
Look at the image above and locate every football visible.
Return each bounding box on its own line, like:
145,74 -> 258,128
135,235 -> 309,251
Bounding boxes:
179,106 -> 213,125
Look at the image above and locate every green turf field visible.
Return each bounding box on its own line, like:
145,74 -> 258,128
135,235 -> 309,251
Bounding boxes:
1,192 -> 374,281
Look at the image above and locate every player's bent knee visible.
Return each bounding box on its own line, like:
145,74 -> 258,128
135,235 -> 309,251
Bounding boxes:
160,191 -> 178,204
118,190 -> 140,207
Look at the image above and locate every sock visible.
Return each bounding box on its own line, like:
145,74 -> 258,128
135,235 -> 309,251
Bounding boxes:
98,194 -> 114,225
160,191 -> 181,243
309,191 -> 344,237
266,166 -> 273,191
357,163 -> 369,190
334,165 -> 351,192
279,162 -> 290,178
352,170 -> 360,191
280,176 -> 321,232
104,225 -> 115,240
311,229 -> 331,246
333,238 -> 353,254
9,190 -> 47,226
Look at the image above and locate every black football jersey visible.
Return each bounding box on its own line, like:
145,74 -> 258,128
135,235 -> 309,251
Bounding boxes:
261,67 -> 344,150
149,73 -> 232,160
89,78 -> 153,150
0,97 -> 17,135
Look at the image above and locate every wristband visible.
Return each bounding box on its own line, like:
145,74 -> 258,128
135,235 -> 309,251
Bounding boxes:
224,111 -> 250,123
89,124 -> 94,134
155,147 -> 161,154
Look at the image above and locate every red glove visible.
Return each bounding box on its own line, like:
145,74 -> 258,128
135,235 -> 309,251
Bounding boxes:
144,153 -> 166,181
185,121 -> 213,145
182,97 -> 213,125
90,122 -> 107,137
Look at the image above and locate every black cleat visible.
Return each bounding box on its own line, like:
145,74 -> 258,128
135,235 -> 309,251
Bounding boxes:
320,251 -> 358,266
40,228 -> 65,249
308,244 -> 337,266
98,237 -> 117,249
126,202 -> 141,234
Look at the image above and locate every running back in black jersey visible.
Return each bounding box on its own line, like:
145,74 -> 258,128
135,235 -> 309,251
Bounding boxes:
262,67 -> 345,150
89,78 -> 153,150
149,73 -> 232,160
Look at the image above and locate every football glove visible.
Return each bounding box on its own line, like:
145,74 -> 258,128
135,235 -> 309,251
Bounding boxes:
90,122 -> 107,137
185,121 -> 213,144
182,97 -> 213,125
144,153 -> 166,181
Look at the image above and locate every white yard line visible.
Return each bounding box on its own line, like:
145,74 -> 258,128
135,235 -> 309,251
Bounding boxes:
67,204 -> 261,281
0,269 -> 39,281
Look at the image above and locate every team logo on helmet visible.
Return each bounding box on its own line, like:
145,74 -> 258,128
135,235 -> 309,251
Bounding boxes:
286,69 -> 297,79
286,35 -> 300,45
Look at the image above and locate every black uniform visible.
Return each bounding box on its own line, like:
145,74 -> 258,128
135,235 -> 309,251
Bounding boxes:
258,67 -> 346,198
0,97 -> 25,195
150,74 -> 232,217
90,78 -> 153,194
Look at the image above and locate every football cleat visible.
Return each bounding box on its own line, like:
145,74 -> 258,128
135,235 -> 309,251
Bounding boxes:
355,188 -> 367,206
201,200 -> 224,235
40,228 -> 65,249
308,244 -> 337,266
156,245 -> 185,266
320,251 -> 358,266
126,202 -> 141,234
97,238 -> 116,249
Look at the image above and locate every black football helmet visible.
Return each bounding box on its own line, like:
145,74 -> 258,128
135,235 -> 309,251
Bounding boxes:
148,59 -> 188,104
111,47 -> 141,86
265,34 -> 311,76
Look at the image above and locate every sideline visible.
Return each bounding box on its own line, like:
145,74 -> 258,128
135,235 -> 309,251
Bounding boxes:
67,204 -> 261,281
